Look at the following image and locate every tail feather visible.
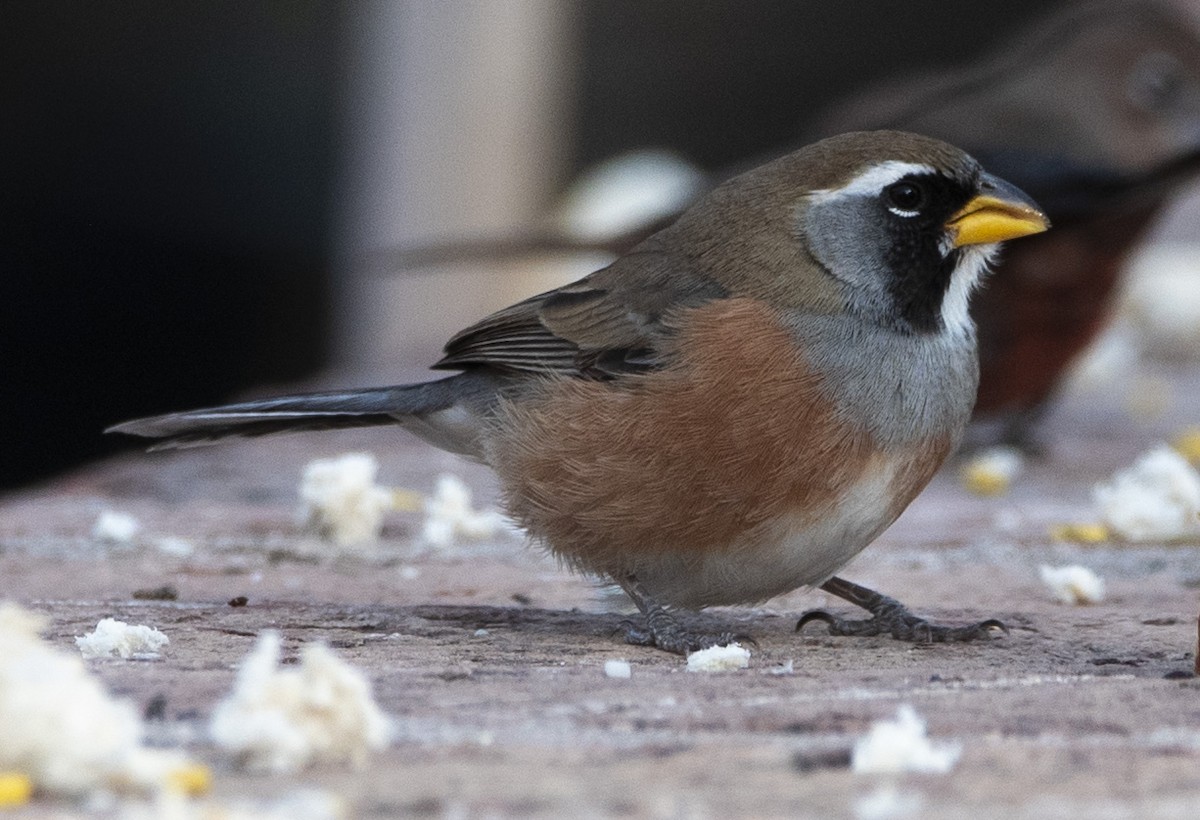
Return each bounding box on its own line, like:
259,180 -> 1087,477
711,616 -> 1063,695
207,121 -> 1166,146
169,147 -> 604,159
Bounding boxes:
107,376 -> 473,451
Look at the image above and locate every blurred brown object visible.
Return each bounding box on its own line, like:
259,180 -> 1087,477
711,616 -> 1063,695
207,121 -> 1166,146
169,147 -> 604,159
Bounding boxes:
381,1 -> 1200,450
813,0 -> 1200,447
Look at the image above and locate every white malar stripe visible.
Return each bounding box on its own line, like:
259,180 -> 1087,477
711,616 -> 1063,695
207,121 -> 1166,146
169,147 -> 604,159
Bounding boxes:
808,161 -> 937,204
941,244 -> 998,338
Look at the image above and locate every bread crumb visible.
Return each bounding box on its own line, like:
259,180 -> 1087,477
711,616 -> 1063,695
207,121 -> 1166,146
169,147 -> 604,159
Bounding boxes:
422,474 -> 508,547
603,660 -> 632,679
298,453 -> 393,546
0,603 -> 197,796
685,643 -> 750,672
851,705 -> 961,774
209,631 -> 391,773
960,446 -> 1024,496
154,536 -> 194,557
1063,325 -> 1139,392
1120,242 -> 1200,359
1093,445 -> 1200,541
92,511 -> 140,544
76,618 -> 169,660
1039,565 -> 1106,605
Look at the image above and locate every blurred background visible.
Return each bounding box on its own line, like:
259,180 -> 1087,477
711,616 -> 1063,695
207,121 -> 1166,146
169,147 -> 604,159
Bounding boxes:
5,0 -> 1200,490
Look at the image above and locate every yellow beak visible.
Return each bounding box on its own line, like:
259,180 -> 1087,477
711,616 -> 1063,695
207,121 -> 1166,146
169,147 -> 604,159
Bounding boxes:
946,172 -> 1050,248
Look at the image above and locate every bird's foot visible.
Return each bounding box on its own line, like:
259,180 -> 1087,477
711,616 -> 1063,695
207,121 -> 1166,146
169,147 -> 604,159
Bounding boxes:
796,576 -> 1006,644
621,617 -> 744,656
618,573 -> 753,655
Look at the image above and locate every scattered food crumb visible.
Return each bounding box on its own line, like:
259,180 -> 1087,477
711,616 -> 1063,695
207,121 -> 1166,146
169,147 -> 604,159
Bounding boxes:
422,474 -> 509,547
1048,522 -> 1110,544
228,596 -> 249,608
132,585 -> 178,601
851,705 -> 961,775
76,618 -> 169,660
0,772 -> 32,808
1093,445 -> 1200,541
686,643 -> 751,672
92,511 -> 140,544
1063,325 -> 1139,392
0,603 -> 200,796
768,659 -> 795,676
959,446 -> 1024,496
603,660 -> 632,679
1039,565 -> 1106,605
1120,242 -> 1200,359
208,631 -> 392,773
298,453 -> 394,547
153,536 -> 195,558
473,629 -> 489,637
164,762 -> 211,796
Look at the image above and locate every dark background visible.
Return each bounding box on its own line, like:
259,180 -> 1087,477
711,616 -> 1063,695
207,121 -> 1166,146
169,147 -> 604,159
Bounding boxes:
0,0 -> 1060,489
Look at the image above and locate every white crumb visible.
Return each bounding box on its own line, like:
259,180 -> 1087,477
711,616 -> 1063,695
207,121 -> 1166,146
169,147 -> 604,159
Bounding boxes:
851,705 -> 961,775
1119,242 -> 1200,359
768,659 -> 795,676
1039,565 -> 1106,605
421,474 -> 508,547
153,536 -> 194,557
603,659 -> 632,679
298,453 -> 393,547
959,446 -> 1025,496
92,510 -> 140,544
0,603 -> 193,795
1063,325 -> 1140,392
209,631 -> 392,773
76,618 -> 169,660
685,643 -> 751,672
1093,445 -> 1200,541
555,149 -> 705,243
854,785 -> 923,820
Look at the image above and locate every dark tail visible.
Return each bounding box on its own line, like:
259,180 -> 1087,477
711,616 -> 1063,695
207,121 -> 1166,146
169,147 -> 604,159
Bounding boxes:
107,375 -> 475,450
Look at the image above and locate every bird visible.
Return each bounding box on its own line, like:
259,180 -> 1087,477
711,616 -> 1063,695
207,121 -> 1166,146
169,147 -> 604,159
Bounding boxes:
384,0 -> 1200,450
110,131 -> 1049,655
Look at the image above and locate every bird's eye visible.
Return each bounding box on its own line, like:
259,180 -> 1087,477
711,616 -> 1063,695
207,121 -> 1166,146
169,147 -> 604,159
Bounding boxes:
885,181 -> 926,217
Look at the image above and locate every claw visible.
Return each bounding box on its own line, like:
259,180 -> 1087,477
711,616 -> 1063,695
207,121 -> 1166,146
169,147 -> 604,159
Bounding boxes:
795,609 -> 840,633
798,577 -> 1009,644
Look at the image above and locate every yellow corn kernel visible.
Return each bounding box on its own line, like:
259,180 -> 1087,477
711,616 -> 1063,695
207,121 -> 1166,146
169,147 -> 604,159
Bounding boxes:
165,763 -> 211,796
0,772 -> 33,807
1171,427 -> 1200,465
1049,523 -> 1110,544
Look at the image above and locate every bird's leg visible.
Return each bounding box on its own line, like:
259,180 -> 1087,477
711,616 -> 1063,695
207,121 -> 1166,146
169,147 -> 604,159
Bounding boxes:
619,574 -> 744,655
796,576 -> 1005,643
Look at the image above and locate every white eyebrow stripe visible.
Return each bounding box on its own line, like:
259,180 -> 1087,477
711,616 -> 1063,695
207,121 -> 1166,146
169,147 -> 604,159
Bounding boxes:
808,160 -> 938,203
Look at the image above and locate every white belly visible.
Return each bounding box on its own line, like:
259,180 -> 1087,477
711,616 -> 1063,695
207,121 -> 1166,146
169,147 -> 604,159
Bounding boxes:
629,459 -> 902,608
